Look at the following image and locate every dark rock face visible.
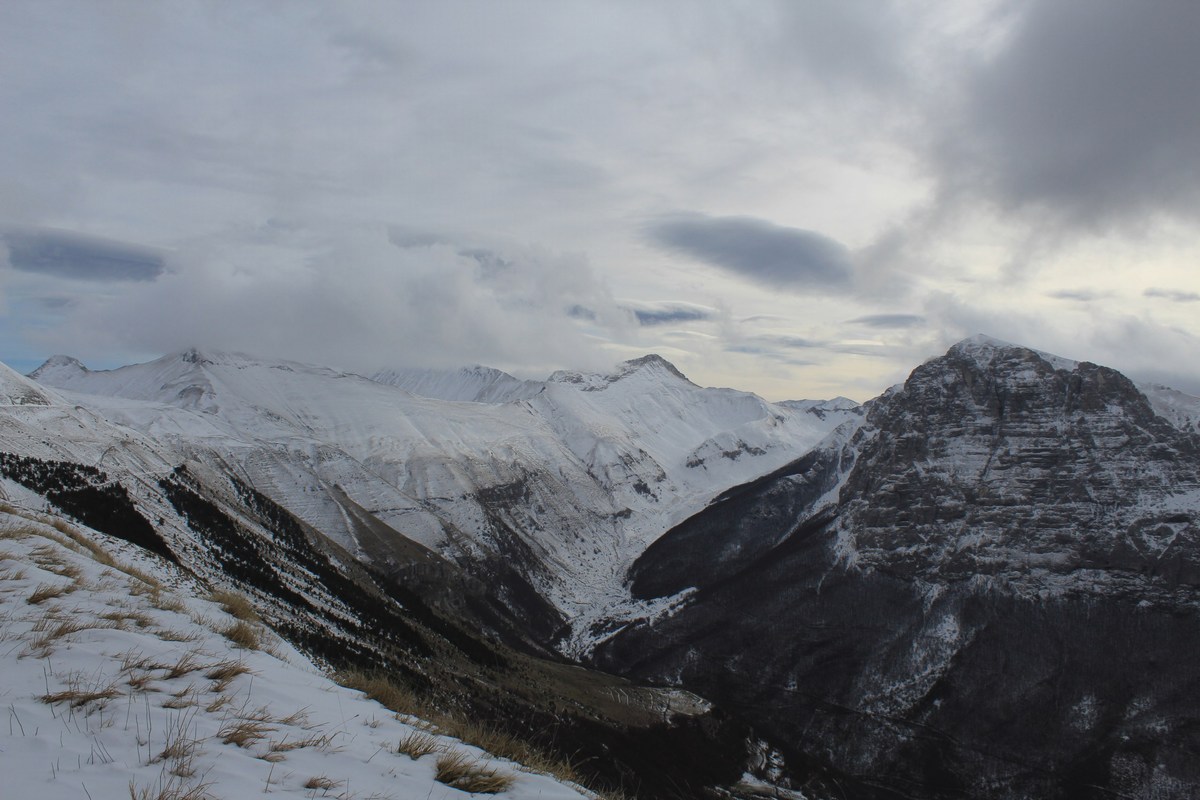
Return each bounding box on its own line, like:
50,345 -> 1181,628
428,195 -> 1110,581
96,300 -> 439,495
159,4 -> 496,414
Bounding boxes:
838,339 -> 1200,591
594,338 -> 1200,799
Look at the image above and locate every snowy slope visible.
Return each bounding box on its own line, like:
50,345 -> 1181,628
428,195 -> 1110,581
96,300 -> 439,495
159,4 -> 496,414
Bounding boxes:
371,364 -> 544,403
29,350 -> 857,645
0,504 -> 589,800
1139,382 -> 1200,434
1,360 -> 58,406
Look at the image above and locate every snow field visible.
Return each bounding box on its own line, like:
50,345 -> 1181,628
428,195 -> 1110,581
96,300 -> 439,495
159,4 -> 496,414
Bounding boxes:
0,506 -> 588,800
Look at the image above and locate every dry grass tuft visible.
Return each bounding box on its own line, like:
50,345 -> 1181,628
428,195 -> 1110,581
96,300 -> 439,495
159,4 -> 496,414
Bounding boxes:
148,591 -> 186,613
208,589 -> 259,622
218,718 -> 275,748
27,614 -> 119,655
397,730 -> 443,760
0,525 -> 33,540
219,620 -> 261,650
434,751 -> 515,794
40,683 -> 121,709
452,719 -> 580,784
205,694 -> 234,714
119,649 -> 171,673
128,774 -> 215,800
155,711 -> 201,777
153,627 -> 201,643
164,652 -> 203,680
336,670 -> 418,716
40,560 -> 83,581
27,582 -> 73,605
102,609 -> 155,629
267,732 -> 333,755
278,707 -> 312,726
205,659 -> 252,686
124,565 -> 163,591
0,566 -> 27,581
302,775 -> 342,792
162,685 -> 198,709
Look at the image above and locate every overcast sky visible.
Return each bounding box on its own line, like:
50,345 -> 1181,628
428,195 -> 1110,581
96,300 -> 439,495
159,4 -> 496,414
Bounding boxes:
3,0 -> 1200,400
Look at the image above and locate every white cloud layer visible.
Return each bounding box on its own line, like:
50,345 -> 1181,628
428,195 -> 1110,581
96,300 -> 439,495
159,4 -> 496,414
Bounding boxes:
1,0 -> 1199,398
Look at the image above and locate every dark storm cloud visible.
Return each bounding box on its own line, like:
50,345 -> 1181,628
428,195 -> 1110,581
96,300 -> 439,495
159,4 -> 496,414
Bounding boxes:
2,228 -> 164,282
1144,288 -> 1200,303
939,0 -> 1200,228
845,313 -> 924,328
647,215 -> 853,292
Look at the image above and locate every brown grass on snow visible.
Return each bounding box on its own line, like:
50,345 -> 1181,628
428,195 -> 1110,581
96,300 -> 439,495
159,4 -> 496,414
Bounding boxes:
397,730 -> 443,760
434,751 -> 515,794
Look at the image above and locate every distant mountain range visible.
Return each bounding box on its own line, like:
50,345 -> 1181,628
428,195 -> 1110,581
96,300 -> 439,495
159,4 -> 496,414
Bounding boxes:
4,336 -> 1200,798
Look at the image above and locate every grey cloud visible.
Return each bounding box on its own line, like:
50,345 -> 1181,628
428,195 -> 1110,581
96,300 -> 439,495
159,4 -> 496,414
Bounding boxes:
771,335 -> 822,349
647,215 -> 853,292
845,313 -> 924,328
1144,288 -> 1200,303
725,334 -> 823,358
2,228 -> 164,282
766,2 -> 909,94
567,304 -> 597,321
725,344 -> 816,367
387,228 -> 452,249
39,222 -> 626,378
626,302 -> 716,327
1046,290 -> 1103,302
937,1 -> 1200,228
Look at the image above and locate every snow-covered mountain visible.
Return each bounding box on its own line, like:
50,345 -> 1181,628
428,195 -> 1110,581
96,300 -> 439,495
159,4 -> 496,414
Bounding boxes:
371,363 -> 544,403
30,348 -> 857,650
0,377 -> 767,798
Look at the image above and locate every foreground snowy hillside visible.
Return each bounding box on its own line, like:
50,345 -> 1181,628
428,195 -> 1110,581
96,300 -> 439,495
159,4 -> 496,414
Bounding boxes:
0,502 -> 590,800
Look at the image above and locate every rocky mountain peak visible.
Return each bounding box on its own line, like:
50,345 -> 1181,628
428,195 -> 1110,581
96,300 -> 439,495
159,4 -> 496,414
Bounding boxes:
547,353 -> 693,391
179,347 -> 213,365
613,354 -> 693,384
838,338 -> 1200,588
